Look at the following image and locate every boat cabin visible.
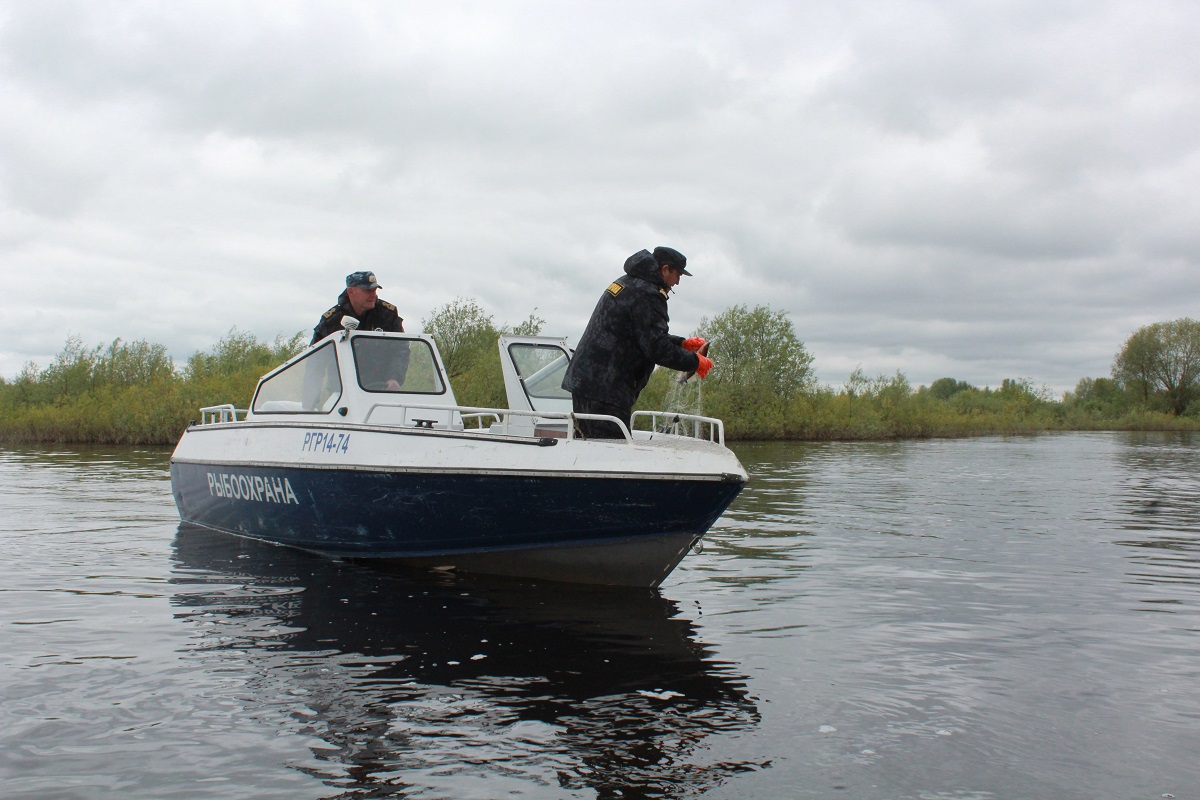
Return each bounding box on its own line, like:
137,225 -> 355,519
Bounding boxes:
245,331 -> 461,427
195,325 -> 724,445
212,329 -> 577,437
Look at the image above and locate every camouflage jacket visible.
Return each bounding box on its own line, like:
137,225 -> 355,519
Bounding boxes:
562,249 -> 700,410
311,291 -> 404,345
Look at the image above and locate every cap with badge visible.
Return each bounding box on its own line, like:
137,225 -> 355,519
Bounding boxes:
346,271 -> 382,289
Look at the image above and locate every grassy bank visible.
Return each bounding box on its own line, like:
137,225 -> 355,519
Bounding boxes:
0,331 -> 305,446
636,369 -> 1200,441
2,330 -> 1197,446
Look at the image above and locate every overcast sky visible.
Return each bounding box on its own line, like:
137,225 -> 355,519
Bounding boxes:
2,0 -> 1198,395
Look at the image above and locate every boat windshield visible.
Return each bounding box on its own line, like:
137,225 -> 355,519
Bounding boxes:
252,342 -> 342,414
508,342 -> 571,402
351,336 -> 446,394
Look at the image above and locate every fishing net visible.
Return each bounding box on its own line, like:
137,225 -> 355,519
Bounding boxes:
657,373 -> 704,435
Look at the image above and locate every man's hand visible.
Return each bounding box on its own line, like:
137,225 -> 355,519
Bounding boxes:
682,337 -> 707,353
695,354 -> 714,379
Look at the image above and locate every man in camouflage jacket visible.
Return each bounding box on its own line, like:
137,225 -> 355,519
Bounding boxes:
311,270 -> 409,392
562,247 -> 713,438
311,271 -> 405,345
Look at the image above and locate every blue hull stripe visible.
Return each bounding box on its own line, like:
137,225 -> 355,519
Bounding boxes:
170,462 -> 743,557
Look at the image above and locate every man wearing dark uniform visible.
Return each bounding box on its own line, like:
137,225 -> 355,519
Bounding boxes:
311,271 -> 405,344
312,271 -> 409,392
562,246 -> 713,439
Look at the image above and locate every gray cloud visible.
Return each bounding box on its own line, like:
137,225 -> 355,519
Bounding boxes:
1,0 -> 1198,396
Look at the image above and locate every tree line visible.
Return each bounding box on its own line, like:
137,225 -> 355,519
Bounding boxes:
1,304 -> 1197,445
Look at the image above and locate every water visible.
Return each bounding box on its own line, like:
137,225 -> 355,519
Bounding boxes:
2,433 -> 1199,799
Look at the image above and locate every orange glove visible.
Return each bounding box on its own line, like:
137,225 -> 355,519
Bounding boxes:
682,336 -> 707,353
695,354 -> 713,379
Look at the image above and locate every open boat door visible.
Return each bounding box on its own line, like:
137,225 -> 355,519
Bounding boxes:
498,335 -> 574,437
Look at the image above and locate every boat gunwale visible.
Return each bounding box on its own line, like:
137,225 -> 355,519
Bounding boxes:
178,418 -> 738,453
182,418 -> 557,447
170,456 -> 746,483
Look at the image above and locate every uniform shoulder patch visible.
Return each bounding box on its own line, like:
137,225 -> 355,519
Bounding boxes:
378,300 -> 397,311
321,305 -> 341,320
606,282 -> 624,297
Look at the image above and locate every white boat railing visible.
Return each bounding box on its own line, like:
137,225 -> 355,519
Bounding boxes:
200,404 -> 247,424
381,402 -> 726,446
367,402 -> 572,437
200,399 -> 724,446
632,410 -> 726,446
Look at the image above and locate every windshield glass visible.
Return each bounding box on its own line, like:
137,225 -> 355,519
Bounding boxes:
508,343 -> 571,400
252,342 -> 341,413
351,336 -> 445,394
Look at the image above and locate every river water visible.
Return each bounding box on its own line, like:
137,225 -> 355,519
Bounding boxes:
2,433 -> 1198,799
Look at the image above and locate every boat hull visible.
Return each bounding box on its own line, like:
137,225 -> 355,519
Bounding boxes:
170,456 -> 743,587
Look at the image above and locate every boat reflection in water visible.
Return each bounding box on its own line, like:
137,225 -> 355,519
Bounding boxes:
170,524 -> 764,797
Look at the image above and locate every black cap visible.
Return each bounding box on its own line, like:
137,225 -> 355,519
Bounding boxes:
346,271 -> 382,289
653,246 -> 691,276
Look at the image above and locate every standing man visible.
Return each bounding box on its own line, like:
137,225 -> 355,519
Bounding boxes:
562,246 -> 714,439
311,270 -> 405,344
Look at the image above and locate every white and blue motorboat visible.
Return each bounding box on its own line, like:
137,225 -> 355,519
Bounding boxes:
169,323 -> 748,587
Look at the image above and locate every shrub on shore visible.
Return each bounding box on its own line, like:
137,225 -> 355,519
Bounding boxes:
0,330 -> 305,445
3,311 -> 1198,445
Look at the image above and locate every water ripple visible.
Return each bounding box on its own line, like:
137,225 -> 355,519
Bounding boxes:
5,436 -> 1200,798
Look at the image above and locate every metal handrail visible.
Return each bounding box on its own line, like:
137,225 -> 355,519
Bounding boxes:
199,404 -> 246,424
362,402 -> 562,432
567,412 -> 632,442
199,398 -> 722,446
361,401 -> 634,442
632,410 -> 725,445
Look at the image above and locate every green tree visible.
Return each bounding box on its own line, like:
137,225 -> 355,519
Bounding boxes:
3,362 -> 45,406
39,334 -> 97,399
928,377 -> 974,400
693,305 -> 815,437
1113,319 -> 1200,414
92,338 -> 175,387
421,298 -> 545,408
1069,377 -> 1131,417
845,366 -> 867,420
874,371 -> 913,406
184,328 -> 305,381
422,298 -> 500,380
696,305 -> 815,399
509,310 -> 546,337
1112,326 -> 1157,403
